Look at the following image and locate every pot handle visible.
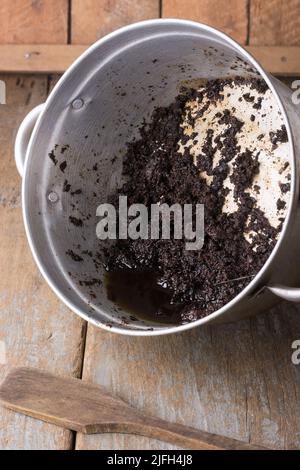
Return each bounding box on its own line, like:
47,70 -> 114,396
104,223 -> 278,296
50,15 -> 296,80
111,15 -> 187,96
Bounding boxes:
267,285 -> 300,302
14,103 -> 44,177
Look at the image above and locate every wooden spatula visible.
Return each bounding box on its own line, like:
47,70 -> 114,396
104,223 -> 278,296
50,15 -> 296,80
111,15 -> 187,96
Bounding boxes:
0,367 -> 265,450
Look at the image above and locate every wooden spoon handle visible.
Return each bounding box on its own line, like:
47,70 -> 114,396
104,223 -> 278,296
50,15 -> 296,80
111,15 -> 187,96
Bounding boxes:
113,417 -> 266,450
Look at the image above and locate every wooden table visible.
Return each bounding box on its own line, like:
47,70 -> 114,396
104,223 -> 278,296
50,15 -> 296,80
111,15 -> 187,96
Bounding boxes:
1,0 -> 300,450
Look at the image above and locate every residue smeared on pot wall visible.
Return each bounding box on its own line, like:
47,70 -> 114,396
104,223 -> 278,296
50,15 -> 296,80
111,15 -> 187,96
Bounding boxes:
179,78 -> 290,251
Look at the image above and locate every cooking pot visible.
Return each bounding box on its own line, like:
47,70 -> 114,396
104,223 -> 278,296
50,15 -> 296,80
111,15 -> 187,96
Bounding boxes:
15,19 -> 300,336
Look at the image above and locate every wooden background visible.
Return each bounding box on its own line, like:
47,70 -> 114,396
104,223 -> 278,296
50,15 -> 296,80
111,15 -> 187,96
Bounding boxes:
0,0 -> 300,74
0,0 -> 300,450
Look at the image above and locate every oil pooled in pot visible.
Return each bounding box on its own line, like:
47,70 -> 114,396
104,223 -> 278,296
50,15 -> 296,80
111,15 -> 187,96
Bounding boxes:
105,271 -> 184,324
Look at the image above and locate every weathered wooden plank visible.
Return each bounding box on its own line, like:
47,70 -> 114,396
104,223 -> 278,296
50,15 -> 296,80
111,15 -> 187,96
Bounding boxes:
163,0 -> 248,44
250,0 -> 300,46
0,44 -> 86,73
0,0 -> 68,44
247,46 -> 300,76
0,74 -> 86,449
71,0 -> 159,44
76,302 -> 300,450
0,44 -> 300,75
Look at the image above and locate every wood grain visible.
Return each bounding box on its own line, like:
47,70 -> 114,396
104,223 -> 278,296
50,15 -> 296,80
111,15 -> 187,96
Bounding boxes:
163,0 -> 248,44
247,46 -> 300,76
71,0 -> 159,44
0,74 -> 86,450
76,301 -> 300,450
0,367 -> 265,449
0,0 -> 68,44
0,44 -> 300,75
250,0 -> 300,45
0,44 -> 86,73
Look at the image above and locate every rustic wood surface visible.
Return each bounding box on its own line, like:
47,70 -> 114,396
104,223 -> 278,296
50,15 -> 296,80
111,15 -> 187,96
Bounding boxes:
0,1 -> 68,44
0,367 -> 267,450
1,45 -> 300,75
0,44 -> 87,73
0,0 -> 300,451
163,0 -> 248,44
250,0 -> 300,46
71,0 -> 159,44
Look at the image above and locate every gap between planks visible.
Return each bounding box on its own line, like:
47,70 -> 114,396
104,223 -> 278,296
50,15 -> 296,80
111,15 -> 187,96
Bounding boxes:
0,44 -> 300,75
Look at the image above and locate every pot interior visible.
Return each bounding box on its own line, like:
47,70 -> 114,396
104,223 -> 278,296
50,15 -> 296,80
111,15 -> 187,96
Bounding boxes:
24,21 -> 262,333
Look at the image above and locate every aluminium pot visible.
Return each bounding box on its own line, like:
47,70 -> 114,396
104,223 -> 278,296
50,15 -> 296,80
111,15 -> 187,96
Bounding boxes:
15,19 -> 300,336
